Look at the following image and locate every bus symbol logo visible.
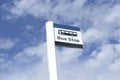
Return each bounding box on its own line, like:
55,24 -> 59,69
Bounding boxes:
58,30 -> 77,37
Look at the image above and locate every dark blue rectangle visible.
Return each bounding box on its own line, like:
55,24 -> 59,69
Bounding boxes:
54,23 -> 80,31
55,41 -> 83,48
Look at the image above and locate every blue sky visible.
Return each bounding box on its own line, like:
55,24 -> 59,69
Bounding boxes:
0,0 -> 120,80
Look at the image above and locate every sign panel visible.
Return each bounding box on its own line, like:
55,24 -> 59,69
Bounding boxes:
54,23 -> 83,48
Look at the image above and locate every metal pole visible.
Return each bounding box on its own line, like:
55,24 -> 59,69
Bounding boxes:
46,21 -> 58,80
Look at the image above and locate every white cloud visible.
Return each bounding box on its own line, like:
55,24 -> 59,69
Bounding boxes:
13,42 -> 47,63
8,0 -> 52,18
56,43 -> 120,80
106,5 -> 120,23
0,53 -> 8,57
108,58 -> 120,72
111,27 -> 120,43
0,58 -> 4,63
83,28 -> 105,44
1,61 -> 49,80
0,53 -> 8,64
0,42 -> 49,80
25,25 -> 34,31
56,47 -> 83,64
6,0 -> 120,25
0,39 -> 16,49
86,44 -> 120,69
8,0 -> 87,21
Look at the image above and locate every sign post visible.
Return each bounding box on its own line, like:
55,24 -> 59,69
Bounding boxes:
46,21 -> 58,80
46,21 -> 83,80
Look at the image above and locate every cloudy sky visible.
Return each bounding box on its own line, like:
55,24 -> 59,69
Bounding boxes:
0,0 -> 120,80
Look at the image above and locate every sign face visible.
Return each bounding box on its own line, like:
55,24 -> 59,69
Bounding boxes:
54,23 -> 83,48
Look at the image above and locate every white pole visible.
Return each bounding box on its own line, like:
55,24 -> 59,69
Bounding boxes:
46,21 -> 58,80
